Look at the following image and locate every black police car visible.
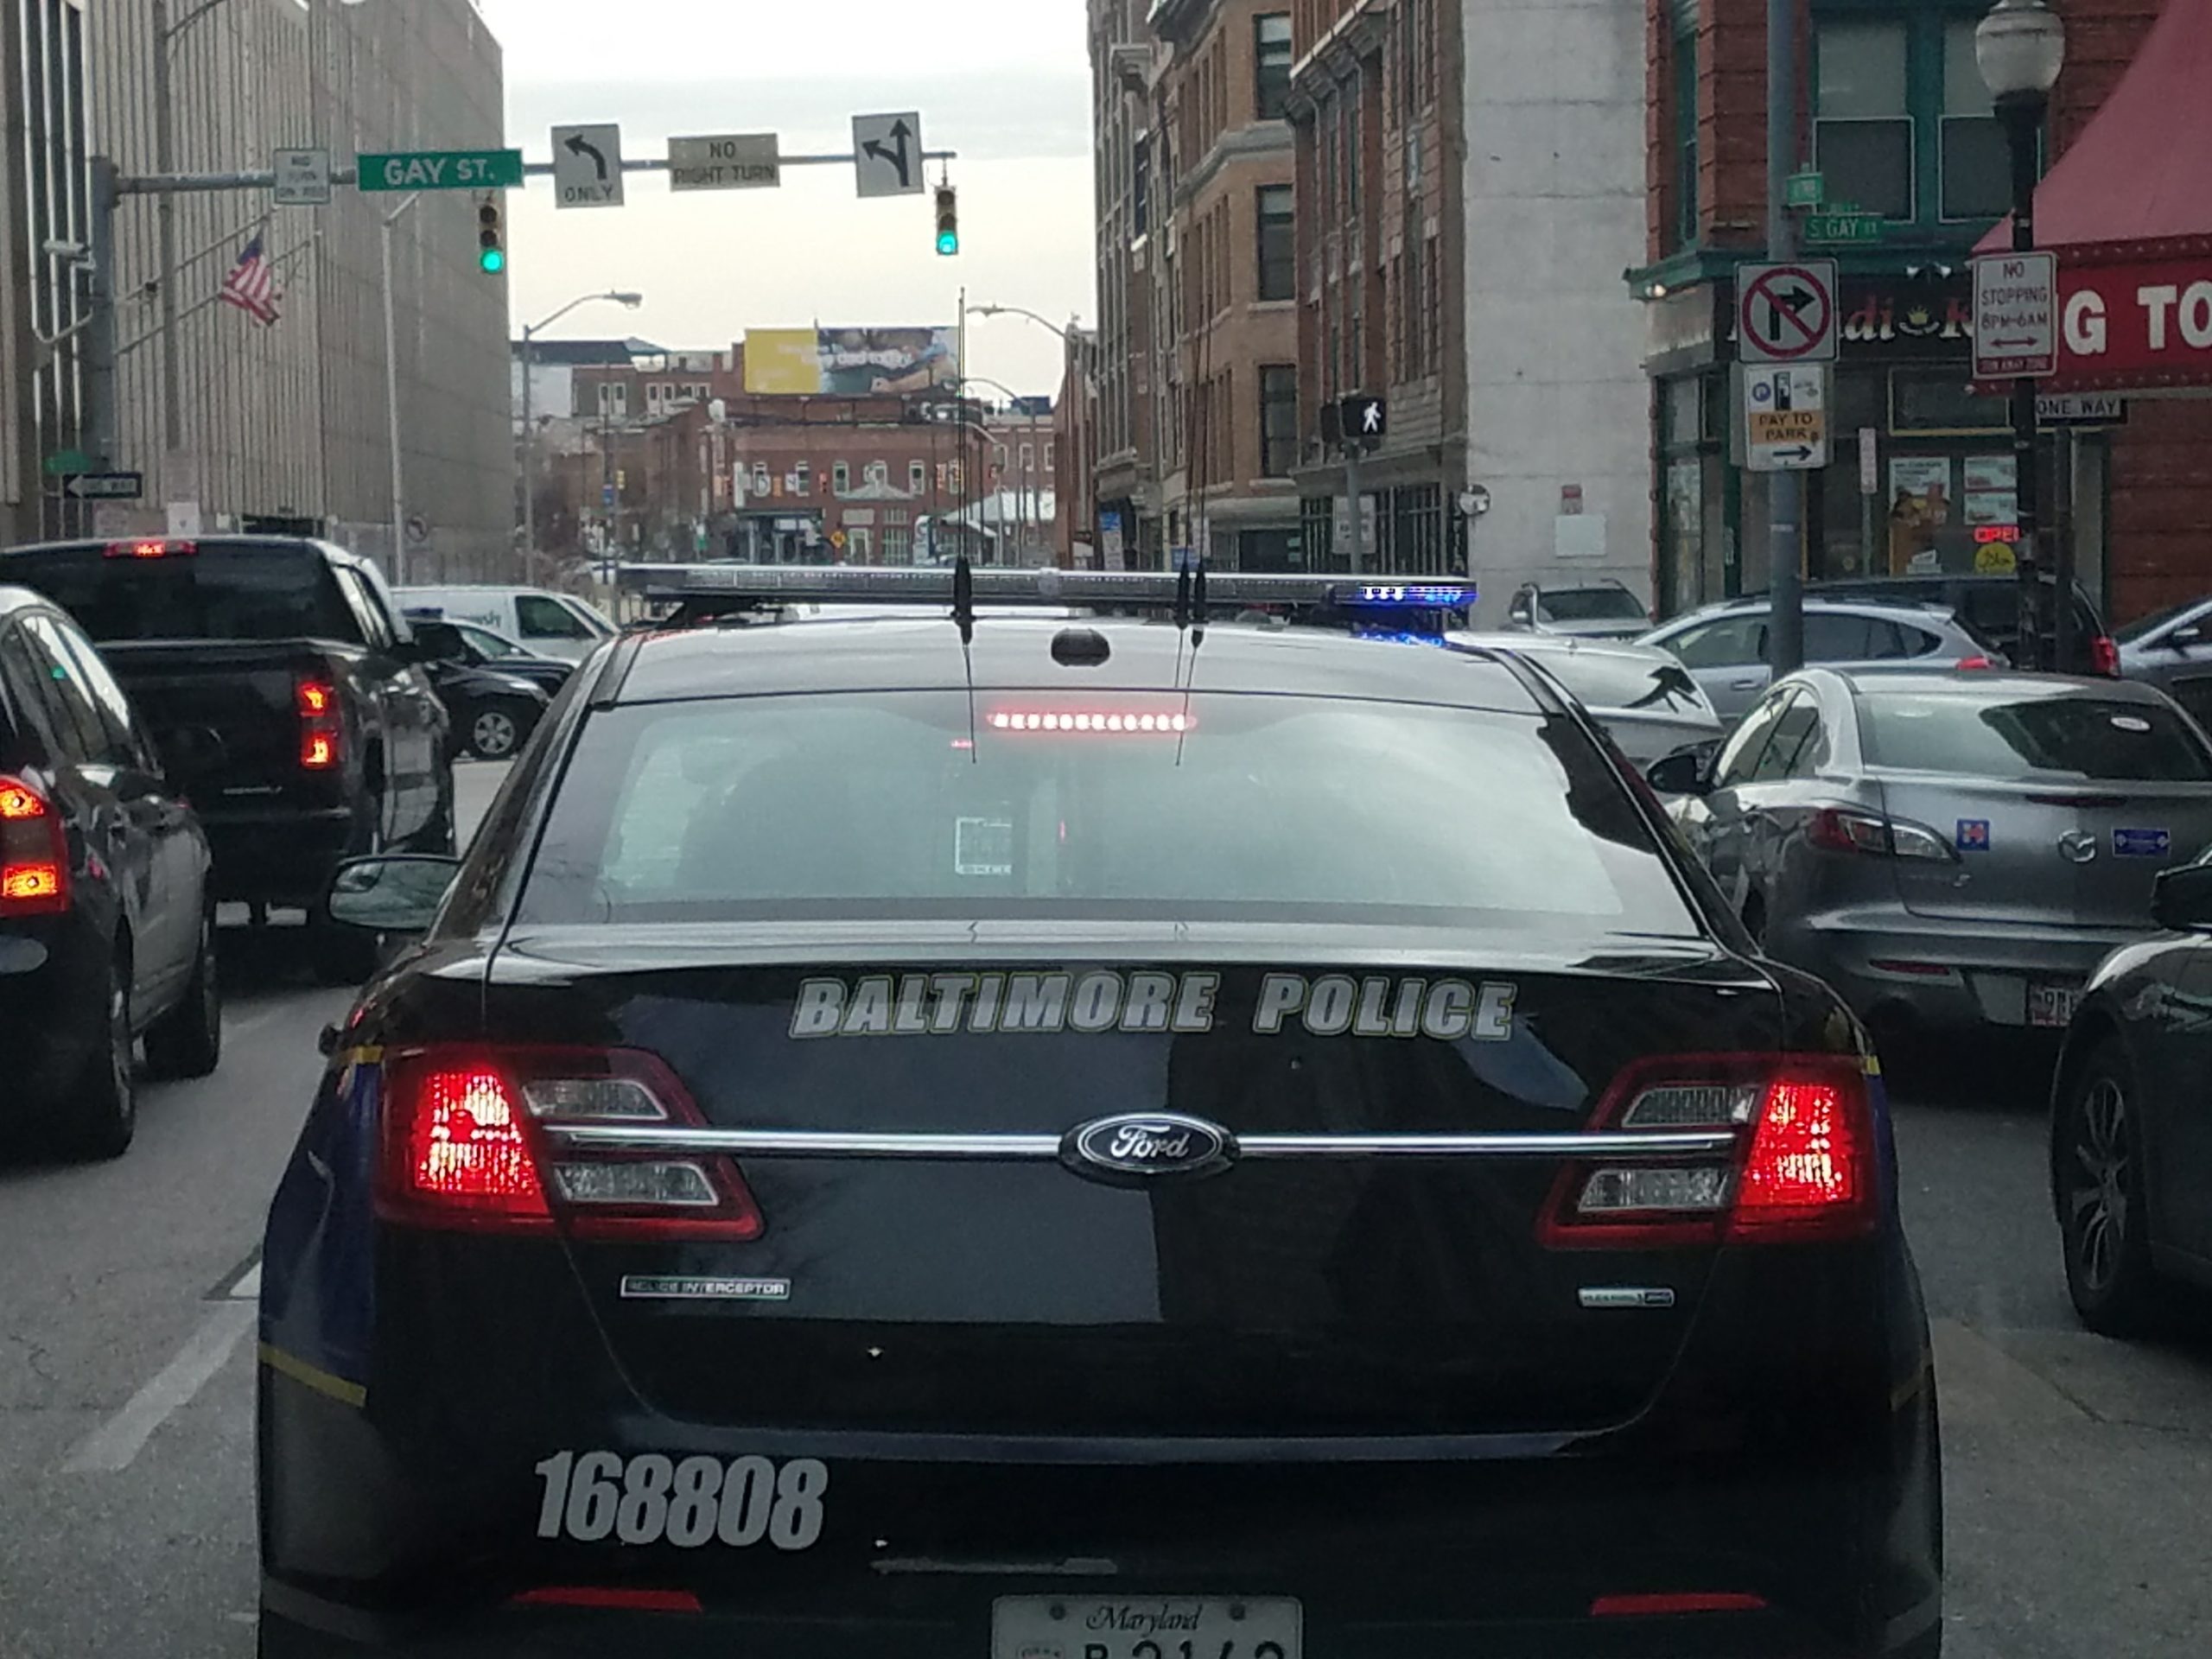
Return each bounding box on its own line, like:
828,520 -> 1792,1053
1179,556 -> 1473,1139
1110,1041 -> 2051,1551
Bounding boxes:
257,567 -> 1942,1658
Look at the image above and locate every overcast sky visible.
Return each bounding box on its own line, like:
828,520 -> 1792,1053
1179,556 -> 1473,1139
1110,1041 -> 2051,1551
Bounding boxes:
475,0 -> 1094,397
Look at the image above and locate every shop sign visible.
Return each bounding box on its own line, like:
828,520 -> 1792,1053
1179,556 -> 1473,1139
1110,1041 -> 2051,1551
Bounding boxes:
2045,253 -> 2212,392
1839,281 -> 1975,356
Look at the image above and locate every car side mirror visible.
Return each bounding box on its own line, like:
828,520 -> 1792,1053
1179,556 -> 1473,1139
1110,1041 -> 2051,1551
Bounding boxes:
325,854 -> 461,937
2152,863 -> 2212,931
1645,750 -> 1711,797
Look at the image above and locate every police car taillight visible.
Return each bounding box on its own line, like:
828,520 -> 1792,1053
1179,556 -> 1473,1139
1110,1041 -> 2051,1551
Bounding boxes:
1540,1054 -> 1878,1249
376,1046 -> 763,1240
988,709 -> 1193,734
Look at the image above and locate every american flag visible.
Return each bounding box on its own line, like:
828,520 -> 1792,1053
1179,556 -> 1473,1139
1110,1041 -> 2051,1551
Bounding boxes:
219,232 -> 282,325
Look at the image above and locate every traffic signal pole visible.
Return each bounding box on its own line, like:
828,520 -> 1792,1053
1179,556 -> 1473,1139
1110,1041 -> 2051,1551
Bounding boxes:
1765,0 -> 1805,676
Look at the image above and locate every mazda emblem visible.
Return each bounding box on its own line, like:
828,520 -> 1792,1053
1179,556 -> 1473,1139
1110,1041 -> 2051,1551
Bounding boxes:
2059,830 -> 2098,865
1064,1112 -> 1235,1185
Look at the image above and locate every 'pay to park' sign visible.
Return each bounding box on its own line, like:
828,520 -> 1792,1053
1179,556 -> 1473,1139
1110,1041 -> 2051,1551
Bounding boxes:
358,149 -> 526,193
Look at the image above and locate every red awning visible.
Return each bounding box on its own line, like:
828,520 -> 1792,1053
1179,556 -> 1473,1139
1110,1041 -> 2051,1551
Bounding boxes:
1977,0 -> 2212,392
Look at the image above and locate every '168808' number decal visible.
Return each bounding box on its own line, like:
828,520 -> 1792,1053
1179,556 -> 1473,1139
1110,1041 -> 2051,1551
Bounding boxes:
533,1451 -> 829,1550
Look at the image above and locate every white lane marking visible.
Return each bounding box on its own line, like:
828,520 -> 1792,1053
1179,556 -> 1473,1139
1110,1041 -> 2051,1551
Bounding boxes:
228,1263 -> 262,1300
62,1301 -> 256,1474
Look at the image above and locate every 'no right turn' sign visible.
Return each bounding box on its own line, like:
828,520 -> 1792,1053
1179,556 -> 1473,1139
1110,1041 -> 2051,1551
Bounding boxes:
1738,260 -> 1839,364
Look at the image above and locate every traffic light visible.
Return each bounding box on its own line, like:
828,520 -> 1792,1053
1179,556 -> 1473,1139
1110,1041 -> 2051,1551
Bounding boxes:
935,185 -> 958,257
477,195 -> 505,275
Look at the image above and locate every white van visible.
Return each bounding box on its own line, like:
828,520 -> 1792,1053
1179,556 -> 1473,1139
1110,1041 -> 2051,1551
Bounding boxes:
393,586 -> 615,664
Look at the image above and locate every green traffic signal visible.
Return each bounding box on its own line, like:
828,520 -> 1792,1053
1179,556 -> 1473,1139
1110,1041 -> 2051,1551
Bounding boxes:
480,246 -> 507,275
936,230 -> 958,256
935,184 -> 958,257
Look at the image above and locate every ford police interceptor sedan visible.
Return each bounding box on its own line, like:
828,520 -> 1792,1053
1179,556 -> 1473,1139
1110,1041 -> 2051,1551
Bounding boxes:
256,567 -> 1942,1659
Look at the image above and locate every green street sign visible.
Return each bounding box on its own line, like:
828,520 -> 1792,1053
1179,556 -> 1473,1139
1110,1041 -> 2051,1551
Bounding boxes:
357,149 -> 524,193
1804,212 -> 1885,245
41,448 -> 95,478
1786,170 -> 1824,209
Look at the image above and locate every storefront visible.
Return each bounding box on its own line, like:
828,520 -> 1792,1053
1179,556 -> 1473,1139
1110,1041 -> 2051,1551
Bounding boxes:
1647,283 -> 1734,615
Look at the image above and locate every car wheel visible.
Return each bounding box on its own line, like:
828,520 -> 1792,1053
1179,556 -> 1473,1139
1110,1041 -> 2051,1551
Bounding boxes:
467,699 -> 532,761
145,908 -> 223,1080
2056,1040 -> 2166,1337
58,954 -> 137,1160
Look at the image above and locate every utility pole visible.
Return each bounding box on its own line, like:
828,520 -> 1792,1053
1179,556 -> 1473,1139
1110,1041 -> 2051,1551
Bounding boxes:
379,193 -> 420,585
87,158 -> 122,471
1343,442 -> 1364,575
1765,0 -> 1806,675
152,0 -> 182,454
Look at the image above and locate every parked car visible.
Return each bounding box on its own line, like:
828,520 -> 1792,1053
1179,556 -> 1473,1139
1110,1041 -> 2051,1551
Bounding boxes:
404,616 -> 566,760
0,537 -> 454,982
1782,572 -> 2117,677
1639,597 -> 1995,721
1658,667 -> 2212,1060
2047,857 -> 2212,1335
2113,593 -> 2212,690
394,583 -> 615,663
0,586 -> 220,1160
404,613 -> 576,696
1448,632 -> 1723,764
1503,578 -> 1651,640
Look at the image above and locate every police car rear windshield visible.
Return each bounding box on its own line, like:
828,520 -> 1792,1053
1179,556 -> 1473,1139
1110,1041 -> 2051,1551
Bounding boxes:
517,690 -> 1700,937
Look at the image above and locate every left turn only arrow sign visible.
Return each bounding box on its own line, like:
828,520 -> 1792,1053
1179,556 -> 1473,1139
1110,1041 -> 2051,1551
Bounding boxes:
552,124 -> 625,209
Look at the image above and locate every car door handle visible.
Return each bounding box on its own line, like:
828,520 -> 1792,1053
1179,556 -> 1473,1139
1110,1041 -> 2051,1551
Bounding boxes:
1729,677 -> 1764,690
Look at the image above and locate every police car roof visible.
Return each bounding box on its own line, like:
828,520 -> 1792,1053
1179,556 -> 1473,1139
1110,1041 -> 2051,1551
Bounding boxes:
613,612 -> 1551,714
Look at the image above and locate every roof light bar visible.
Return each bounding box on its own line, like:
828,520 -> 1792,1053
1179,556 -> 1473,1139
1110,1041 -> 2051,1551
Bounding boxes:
619,563 -> 1476,613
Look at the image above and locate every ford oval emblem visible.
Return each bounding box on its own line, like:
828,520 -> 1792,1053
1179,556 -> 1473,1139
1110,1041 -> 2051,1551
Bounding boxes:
1064,1112 -> 1236,1185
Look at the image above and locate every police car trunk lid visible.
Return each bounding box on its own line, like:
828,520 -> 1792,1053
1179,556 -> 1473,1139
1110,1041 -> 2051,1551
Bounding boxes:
474,928 -> 1808,1439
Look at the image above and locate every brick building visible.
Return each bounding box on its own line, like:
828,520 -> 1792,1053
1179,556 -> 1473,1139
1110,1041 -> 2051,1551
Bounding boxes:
1632,0 -> 2212,625
1087,0 -> 1302,571
523,338 -> 1058,567
1276,0 -> 1650,615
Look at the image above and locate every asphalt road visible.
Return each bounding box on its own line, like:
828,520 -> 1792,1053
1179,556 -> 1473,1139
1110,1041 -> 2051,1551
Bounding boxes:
0,766 -> 2206,1657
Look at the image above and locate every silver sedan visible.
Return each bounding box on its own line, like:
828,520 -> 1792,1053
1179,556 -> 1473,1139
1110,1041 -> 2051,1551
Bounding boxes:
1638,597 -> 1996,722
1655,668 -> 2212,1055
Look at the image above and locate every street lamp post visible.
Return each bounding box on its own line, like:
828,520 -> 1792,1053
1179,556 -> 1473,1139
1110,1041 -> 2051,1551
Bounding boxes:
379,193 -> 420,585
1978,0 -> 2067,671
518,290 -> 644,580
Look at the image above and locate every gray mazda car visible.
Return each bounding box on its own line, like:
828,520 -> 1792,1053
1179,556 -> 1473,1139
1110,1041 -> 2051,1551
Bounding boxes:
1657,667 -> 2212,1057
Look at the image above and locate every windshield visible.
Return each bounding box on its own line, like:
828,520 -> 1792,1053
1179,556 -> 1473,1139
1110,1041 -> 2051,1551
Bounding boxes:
519,690 -> 1697,938
1858,691 -> 2212,781
1538,588 -> 1647,622
457,622 -> 522,658
1,543 -> 358,644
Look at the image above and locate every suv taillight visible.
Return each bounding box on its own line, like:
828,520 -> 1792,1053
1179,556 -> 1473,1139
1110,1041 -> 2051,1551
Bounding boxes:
374,1046 -> 764,1240
0,774 -> 70,916
2090,634 -> 2121,677
1541,1054 -> 1878,1249
297,677 -> 340,771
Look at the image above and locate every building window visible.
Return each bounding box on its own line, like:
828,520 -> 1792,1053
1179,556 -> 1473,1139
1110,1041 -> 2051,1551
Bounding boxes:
1255,14 -> 1293,120
1257,183 -> 1296,302
909,460 -> 926,493
834,461 -> 851,493
885,528 -> 912,564
1424,234 -> 1441,373
1815,21 -> 1913,220
1019,442 -> 1034,472
1133,135 -> 1151,237
847,528 -> 872,562
1044,442 -> 1055,469
1259,365 -> 1298,477
752,463 -> 771,495
1671,29 -> 1699,251
1941,18 -> 2010,220
866,460 -> 888,486
793,461 -> 810,496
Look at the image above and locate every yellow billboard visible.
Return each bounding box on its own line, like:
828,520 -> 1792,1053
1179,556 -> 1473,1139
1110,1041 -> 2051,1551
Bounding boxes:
743,327 -> 959,395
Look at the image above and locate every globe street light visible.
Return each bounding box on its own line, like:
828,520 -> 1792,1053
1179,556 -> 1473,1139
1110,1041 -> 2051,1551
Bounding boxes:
1977,0 -> 2066,669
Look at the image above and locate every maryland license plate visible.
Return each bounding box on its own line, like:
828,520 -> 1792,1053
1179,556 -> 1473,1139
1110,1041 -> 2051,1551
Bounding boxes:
2029,981 -> 2083,1028
992,1598 -> 1300,1659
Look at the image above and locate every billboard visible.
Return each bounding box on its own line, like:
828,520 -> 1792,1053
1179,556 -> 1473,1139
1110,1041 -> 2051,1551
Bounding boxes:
745,327 -> 959,396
